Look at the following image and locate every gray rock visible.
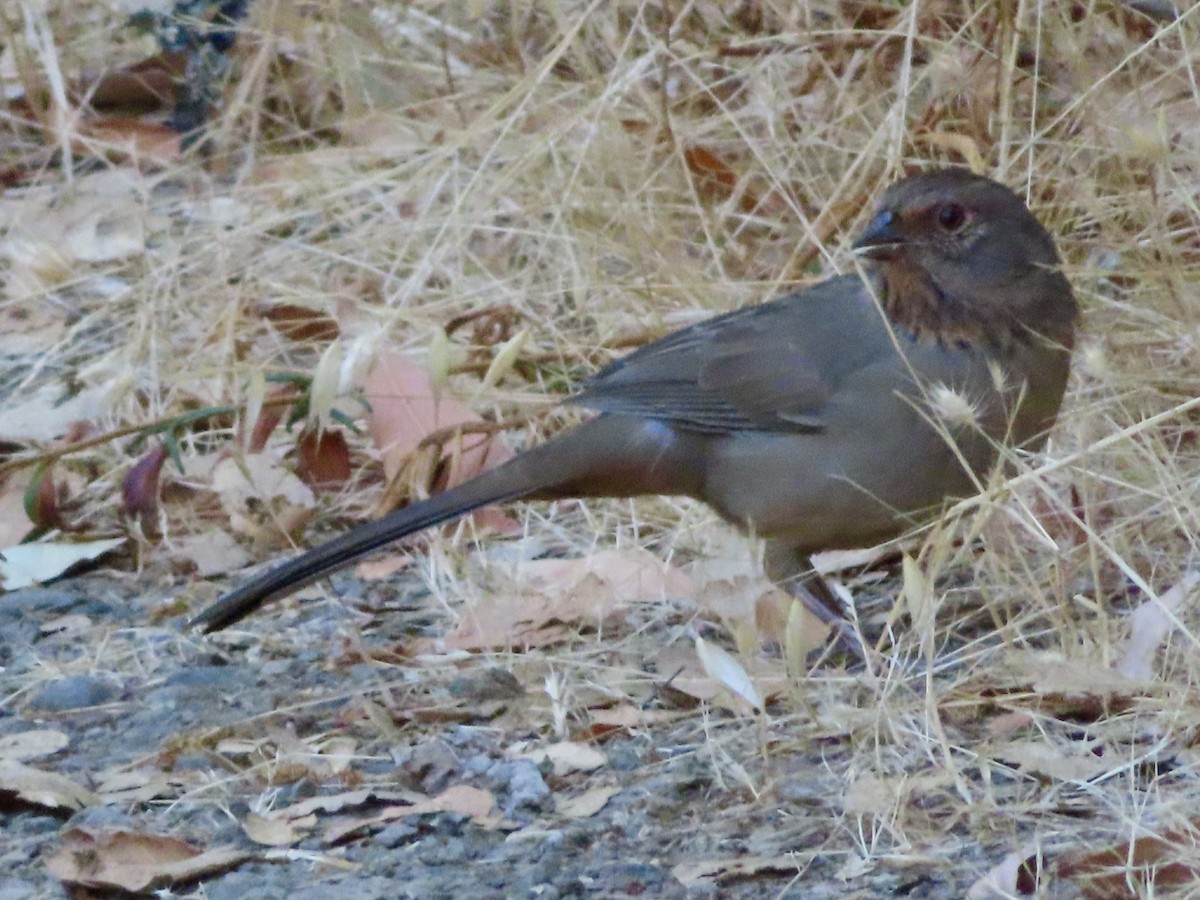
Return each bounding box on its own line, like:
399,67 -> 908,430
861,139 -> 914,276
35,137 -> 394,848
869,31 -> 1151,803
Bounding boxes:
27,675 -> 119,711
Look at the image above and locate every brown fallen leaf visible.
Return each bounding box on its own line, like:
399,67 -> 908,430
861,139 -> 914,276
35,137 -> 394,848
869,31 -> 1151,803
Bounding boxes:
555,785 -> 621,819
93,768 -> 190,805
295,427 -> 353,489
242,811 -> 317,847
83,51 -> 185,114
45,828 -> 250,891
210,453 -> 316,541
122,444 -> 169,522
0,471 -> 36,546
1057,826 -> 1200,898
0,759 -> 97,814
429,548 -> 694,652
73,116 -> 183,166
0,730 -> 69,763
654,642 -> 787,715
353,555 -> 411,583
259,301 -> 341,344
322,784 -> 499,844
268,788 -> 414,823
515,741 -> 607,776
991,739 -> 1111,783
362,351 -> 513,485
672,855 -> 802,888
955,652 -> 1139,725
171,531 -> 252,579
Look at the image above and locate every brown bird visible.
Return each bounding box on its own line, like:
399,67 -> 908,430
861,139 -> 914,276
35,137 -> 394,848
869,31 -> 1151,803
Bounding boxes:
189,168 -> 1077,641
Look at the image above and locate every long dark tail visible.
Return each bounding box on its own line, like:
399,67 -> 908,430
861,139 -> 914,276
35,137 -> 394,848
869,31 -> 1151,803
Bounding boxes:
188,415 -> 700,632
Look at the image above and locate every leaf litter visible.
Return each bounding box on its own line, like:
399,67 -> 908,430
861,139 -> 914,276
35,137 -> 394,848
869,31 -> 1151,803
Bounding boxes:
1,2 -> 1200,897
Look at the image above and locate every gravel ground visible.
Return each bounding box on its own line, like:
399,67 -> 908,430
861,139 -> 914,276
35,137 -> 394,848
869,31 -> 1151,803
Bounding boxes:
0,564 -> 1080,899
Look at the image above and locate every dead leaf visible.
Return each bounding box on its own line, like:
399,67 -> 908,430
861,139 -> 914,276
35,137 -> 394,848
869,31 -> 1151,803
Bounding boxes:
1116,570 -> 1199,681
586,705 -> 679,730
672,856 -> 802,888
694,635 -> 763,713
75,116 -> 183,166
259,302 -> 341,343
211,453 -> 317,540
0,537 -> 126,590
682,144 -> 759,210
296,427 -> 353,489
1057,826 -> 1200,897
516,741 -> 607,776
354,555 -> 411,582
961,652 -> 1138,724
242,812 -> 316,847
842,772 -> 953,818
361,350 -> 513,484
555,785 -> 620,818
44,828 -> 249,891
916,130 -> 987,172
654,642 -> 786,714
968,846 -> 1041,898
270,788 -> 413,823
0,383 -> 111,443
122,444 -> 169,520
83,51 -> 184,114
0,759 -> 97,811
0,730 -> 69,762
213,732 -> 358,779
322,785 -> 498,844
241,385 -> 292,454
992,739 -> 1111,782
693,556 -> 780,634
432,549 -> 693,652
171,531 -> 252,578
0,472 -> 36,546
93,768 -> 186,805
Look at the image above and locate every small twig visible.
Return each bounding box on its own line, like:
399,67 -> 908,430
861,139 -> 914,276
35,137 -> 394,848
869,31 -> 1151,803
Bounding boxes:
415,412 -> 548,453
0,391 -> 305,479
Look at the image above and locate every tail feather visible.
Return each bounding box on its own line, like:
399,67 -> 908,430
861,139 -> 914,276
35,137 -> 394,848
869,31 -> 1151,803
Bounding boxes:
188,461 -> 543,633
188,414 -> 701,632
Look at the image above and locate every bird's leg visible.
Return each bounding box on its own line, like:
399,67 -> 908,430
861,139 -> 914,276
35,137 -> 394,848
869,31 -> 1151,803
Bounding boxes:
764,541 -> 865,660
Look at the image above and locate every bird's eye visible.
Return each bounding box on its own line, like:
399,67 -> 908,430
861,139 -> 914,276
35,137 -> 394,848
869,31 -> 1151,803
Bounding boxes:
936,203 -> 968,232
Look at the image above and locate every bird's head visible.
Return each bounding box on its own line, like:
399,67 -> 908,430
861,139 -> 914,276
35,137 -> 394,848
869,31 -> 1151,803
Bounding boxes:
852,168 -> 1077,347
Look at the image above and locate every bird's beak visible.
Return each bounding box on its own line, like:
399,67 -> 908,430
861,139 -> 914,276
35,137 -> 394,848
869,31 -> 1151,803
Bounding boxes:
852,209 -> 903,260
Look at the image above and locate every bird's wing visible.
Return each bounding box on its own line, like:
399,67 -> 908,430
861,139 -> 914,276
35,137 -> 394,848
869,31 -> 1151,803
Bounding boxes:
570,275 -> 876,434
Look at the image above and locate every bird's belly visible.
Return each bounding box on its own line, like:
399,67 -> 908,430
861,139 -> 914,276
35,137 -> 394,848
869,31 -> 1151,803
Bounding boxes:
702,419 -> 987,551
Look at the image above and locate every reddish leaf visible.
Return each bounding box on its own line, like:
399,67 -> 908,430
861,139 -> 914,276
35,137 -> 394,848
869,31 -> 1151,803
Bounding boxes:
24,465 -> 63,531
1058,828 -> 1200,898
361,351 -> 513,486
84,51 -> 185,114
122,445 -> 169,519
259,302 -> 341,344
296,427 -> 352,489
684,145 -> 738,195
241,387 -> 292,454
75,117 -> 183,166
682,145 -> 760,211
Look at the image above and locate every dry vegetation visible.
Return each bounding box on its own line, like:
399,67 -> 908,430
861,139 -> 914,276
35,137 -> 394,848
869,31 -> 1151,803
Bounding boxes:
3,0 -> 1200,895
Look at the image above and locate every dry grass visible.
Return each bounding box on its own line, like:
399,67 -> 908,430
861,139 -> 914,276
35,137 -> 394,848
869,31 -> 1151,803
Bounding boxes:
5,0 -> 1200,893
